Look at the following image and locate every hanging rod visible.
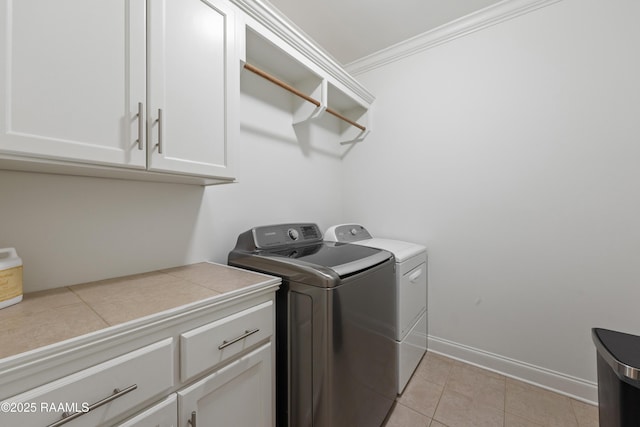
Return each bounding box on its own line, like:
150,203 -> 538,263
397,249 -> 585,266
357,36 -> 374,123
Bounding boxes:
243,63 -> 366,132
325,107 -> 366,131
244,63 -> 320,107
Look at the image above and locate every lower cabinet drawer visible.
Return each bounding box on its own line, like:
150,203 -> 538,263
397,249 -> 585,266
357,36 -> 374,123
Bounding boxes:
115,394 -> 177,427
180,300 -> 273,381
0,338 -> 174,427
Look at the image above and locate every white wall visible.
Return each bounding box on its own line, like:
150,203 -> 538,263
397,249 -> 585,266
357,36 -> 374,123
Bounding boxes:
205,71 -> 347,262
342,0 -> 640,402
0,69 -> 346,292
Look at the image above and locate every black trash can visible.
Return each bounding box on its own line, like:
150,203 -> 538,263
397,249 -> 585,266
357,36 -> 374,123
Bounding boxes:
592,328 -> 640,427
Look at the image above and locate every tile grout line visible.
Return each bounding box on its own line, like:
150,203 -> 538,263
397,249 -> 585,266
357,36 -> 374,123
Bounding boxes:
429,358 -> 454,427
503,374 -> 507,427
569,399 -> 582,427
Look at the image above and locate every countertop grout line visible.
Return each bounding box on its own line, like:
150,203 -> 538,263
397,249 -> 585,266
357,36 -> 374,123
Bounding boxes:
66,270 -> 221,326
159,270 -> 226,296
65,270 -> 206,326
66,285 -> 112,326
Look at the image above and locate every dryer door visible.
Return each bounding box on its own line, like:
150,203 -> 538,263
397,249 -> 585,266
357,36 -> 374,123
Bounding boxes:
398,255 -> 428,340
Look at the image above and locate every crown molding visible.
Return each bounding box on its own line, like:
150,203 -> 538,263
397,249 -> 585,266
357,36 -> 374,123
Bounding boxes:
346,0 -> 564,76
232,0 -> 375,105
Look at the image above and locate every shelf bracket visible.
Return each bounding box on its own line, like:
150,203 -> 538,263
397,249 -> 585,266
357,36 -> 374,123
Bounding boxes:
340,128 -> 371,145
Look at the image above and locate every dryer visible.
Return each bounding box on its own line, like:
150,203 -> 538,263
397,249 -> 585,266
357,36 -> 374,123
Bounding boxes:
325,224 -> 427,394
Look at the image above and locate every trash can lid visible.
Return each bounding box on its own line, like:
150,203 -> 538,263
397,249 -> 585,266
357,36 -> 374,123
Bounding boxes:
592,328 -> 640,381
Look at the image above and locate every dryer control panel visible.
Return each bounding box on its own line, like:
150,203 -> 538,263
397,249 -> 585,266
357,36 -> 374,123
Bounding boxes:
325,224 -> 373,242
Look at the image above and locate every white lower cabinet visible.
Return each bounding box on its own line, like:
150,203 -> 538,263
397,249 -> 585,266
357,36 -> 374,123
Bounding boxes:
0,290 -> 277,427
177,343 -> 273,427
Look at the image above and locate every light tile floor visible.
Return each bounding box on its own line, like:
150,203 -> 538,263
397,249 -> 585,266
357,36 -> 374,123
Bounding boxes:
384,352 -> 599,427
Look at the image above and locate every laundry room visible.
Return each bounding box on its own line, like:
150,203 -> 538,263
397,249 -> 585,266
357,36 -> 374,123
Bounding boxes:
0,0 -> 638,426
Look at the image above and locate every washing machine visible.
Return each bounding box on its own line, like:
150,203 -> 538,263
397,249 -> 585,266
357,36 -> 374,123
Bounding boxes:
228,223 -> 397,427
325,224 -> 427,394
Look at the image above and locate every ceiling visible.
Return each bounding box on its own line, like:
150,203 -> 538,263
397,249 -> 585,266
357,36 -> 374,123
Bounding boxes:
266,0 -> 505,65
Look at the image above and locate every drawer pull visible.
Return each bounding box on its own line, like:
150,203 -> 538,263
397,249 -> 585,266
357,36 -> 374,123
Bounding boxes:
46,384 -> 138,427
218,328 -> 260,350
188,410 -> 197,427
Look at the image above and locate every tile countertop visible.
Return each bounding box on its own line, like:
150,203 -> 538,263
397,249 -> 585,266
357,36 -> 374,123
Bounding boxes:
0,262 -> 278,360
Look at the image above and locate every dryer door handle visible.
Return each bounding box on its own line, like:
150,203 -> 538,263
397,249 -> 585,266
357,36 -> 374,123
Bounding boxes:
409,268 -> 423,282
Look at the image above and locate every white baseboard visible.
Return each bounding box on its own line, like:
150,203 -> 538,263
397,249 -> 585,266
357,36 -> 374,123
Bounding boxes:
428,335 -> 598,405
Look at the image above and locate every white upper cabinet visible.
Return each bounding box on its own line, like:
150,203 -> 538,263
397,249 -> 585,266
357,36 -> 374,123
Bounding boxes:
147,0 -> 237,178
0,0 -> 147,168
0,0 -> 237,183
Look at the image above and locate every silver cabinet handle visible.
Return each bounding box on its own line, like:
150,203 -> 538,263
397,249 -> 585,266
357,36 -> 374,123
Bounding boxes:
218,328 -> 260,350
188,410 -> 197,427
155,108 -> 163,154
46,384 -> 138,427
136,102 -> 144,150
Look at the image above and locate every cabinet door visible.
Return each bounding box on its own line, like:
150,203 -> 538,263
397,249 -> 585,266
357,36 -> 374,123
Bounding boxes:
0,0 -> 146,167
147,0 -> 237,178
177,343 -> 272,427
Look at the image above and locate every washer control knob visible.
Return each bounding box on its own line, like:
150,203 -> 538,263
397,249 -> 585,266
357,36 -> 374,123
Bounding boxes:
288,228 -> 299,241
350,228 -> 358,236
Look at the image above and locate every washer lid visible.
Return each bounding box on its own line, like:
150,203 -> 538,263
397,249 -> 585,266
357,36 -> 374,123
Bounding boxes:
228,223 -> 393,287
230,242 -> 391,287
262,241 -> 389,275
